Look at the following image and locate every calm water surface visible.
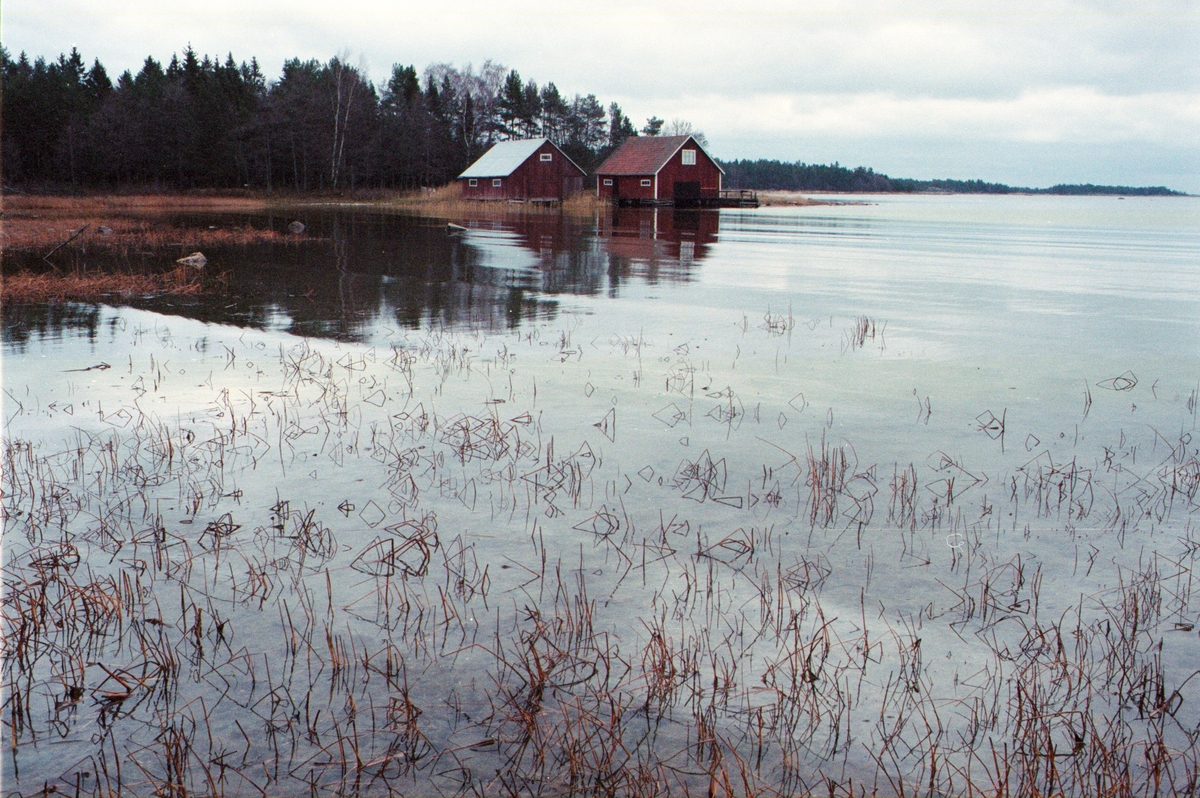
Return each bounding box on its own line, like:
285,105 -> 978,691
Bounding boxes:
4,195 -> 1200,796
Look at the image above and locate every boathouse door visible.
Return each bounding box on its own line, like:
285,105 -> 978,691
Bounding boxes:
673,181 -> 701,203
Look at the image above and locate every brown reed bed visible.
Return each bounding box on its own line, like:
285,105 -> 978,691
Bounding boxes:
4,192 -> 275,213
383,181 -> 612,220
1,263 -> 215,303
1,187 -> 603,270
1,193 -> 295,301
2,207 -> 299,258
757,191 -> 848,207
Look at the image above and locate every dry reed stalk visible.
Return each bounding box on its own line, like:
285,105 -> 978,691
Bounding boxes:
4,288 -> 1199,797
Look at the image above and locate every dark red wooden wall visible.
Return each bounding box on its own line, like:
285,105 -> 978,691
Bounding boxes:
656,144 -> 723,200
460,140 -> 584,201
596,138 -> 723,202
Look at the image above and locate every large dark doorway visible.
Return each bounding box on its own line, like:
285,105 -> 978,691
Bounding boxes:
673,181 -> 701,205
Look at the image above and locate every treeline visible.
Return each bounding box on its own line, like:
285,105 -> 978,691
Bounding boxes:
1035,183 -> 1183,196
721,159 -> 1184,196
1,46 -> 649,191
721,161 -> 915,193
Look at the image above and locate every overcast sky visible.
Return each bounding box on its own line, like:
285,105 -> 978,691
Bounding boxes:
7,1 -> 1198,191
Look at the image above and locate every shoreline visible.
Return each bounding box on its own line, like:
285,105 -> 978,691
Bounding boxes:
3,188 -> 1167,304
756,190 -> 868,206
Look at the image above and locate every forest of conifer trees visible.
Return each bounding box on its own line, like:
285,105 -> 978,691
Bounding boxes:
1,46 -> 642,192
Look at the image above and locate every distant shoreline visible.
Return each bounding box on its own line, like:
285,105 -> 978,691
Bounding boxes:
765,187 -> 1194,197
780,188 -> 1195,196
757,189 -> 1194,203
718,159 -> 1189,197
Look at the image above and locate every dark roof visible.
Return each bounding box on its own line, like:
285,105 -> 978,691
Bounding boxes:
595,135 -> 724,176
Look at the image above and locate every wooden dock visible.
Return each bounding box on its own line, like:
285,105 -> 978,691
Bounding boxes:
714,189 -> 759,208
616,189 -> 759,209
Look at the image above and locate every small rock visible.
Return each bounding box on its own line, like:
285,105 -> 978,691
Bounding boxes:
176,252 -> 207,268
287,221 -> 305,234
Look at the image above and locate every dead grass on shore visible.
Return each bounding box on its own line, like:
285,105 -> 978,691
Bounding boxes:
384,182 -> 611,220
2,188 -> 607,260
2,194 -> 306,258
1,263 -> 213,304
2,215 -> 298,256
4,193 -> 274,214
2,195 -> 248,302
758,190 -> 849,207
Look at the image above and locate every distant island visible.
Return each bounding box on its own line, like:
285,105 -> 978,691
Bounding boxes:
720,160 -> 1186,196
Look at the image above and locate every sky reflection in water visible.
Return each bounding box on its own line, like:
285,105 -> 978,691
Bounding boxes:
4,195 -> 1200,796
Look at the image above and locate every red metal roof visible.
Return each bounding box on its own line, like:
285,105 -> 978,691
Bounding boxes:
595,135 -> 723,176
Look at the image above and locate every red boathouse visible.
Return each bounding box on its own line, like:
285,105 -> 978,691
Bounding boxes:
457,138 -> 585,202
595,135 -> 736,206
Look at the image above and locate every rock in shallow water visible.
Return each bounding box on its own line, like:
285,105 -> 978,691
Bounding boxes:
176,252 -> 207,268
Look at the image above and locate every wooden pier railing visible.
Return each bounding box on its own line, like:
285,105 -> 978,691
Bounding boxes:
717,189 -> 759,207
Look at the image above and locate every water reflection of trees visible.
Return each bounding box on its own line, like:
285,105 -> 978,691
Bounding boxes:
2,303 -> 106,352
2,208 -> 720,344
